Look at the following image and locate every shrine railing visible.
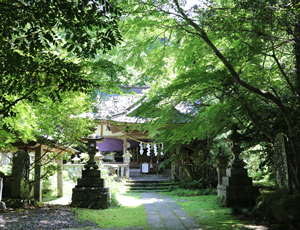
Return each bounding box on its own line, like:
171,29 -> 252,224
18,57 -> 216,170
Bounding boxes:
63,163 -> 128,181
63,163 -> 84,180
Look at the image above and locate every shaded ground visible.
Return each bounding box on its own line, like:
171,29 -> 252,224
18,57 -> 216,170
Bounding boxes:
0,204 -> 98,229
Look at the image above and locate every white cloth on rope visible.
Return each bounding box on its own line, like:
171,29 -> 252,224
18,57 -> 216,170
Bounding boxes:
139,142 -> 144,155
146,143 -> 151,156
154,144 -> 158,156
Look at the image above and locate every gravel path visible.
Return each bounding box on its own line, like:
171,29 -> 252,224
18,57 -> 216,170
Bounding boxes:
0,204 -> 98,230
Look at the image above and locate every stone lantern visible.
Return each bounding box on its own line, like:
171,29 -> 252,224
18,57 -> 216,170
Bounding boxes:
217,123 -> 260,207
80,134 -> 103,170
123,151 -> 132,179
123,151 -> 132,164
94,151 -> 104,165
72,155 -> 81,164
213,147 -> 229,196
71,131 -> 110,209
226,123 -> 246,168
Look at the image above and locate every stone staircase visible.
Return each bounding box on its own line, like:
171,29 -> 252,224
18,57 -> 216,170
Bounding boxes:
125,180 -> 175,193
126,168 -> 176,192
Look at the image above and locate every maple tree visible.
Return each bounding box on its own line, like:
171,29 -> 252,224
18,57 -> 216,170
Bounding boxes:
107,0 -> 300,190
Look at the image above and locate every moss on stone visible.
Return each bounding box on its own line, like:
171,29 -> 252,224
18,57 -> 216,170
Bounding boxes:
254,193 -> 300,223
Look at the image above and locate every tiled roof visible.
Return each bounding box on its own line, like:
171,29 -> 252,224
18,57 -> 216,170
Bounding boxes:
86,86 -> 149,123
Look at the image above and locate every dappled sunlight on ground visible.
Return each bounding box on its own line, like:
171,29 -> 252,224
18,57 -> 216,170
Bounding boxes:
117,194 -> 163,207
230,224 -> 268,229
116,194 -> 144,207
44,195 -> 71,205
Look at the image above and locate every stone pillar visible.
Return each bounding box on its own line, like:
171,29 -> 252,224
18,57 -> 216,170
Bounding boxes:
213,148 -> 229,196
34,145 -> 43,202
57,152 -> 63,197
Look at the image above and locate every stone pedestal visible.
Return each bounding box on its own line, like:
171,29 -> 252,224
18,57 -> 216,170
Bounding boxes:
218,167 -> 259,206
71,169 -> 110,209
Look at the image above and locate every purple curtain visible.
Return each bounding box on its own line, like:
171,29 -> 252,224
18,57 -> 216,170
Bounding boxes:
97,138 -> 142,151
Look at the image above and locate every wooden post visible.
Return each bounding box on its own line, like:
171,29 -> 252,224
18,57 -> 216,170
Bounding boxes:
34,145 -> 43,202
123,132 -> 130,179
57,152 -> 63,197
117,167 -> 120,181
123,132 -> 128,155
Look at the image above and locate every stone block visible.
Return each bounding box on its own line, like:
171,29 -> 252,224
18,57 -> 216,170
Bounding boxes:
226,168 -> 248,177
76,178 -> 105,187
218,185 -> 260,207
82,169 -> 101,178
222,176 -> 252,186
71,187 -> 110,209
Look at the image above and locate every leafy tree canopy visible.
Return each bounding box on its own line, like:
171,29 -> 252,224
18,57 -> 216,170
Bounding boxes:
0,0 -> 122,120
106,0 -> 300,189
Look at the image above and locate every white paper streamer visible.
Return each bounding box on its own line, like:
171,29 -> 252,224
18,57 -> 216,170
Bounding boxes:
146,143 -> 151,156
161,142 -> 164,155
139,142 -> 144,155
154,144 -> 158,156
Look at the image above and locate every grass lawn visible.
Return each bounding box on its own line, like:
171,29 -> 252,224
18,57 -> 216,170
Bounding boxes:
166,193 -> 268,230
72,192 -> 270,230
73,193 -> 148,229
42,190 -> 296,230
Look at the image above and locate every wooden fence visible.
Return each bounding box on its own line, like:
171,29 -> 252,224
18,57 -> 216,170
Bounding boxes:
172,164 -> 218,187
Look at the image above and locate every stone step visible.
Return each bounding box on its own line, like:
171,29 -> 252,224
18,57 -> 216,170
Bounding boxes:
125,182 -> 174,187
127,190 -> 168,193
125,180 -> 177,192
127,187 -> 171,192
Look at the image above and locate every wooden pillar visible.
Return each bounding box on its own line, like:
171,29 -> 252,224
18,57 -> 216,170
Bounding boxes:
123,132 -> 128,155
34,145 -> 43,202
123,132 -> 130,178
57,152 -> 63,197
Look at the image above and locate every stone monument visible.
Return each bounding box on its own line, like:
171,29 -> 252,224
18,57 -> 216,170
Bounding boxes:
253,133 -> 297,222
11,151 -> 31,199
218,124 -> 260,206
274,133 -> 292,194
0,177 -> 6,212
71,133 -> 110,209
